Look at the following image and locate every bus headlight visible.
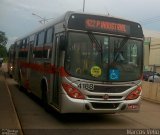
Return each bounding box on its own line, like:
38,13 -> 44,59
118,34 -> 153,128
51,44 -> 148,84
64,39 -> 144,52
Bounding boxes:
125,86 -> 142,100
62,83 -> 85,99
10,66 -> 13,70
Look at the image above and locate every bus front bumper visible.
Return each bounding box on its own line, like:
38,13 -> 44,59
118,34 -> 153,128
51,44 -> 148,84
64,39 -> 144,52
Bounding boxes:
60,94 -> 141,113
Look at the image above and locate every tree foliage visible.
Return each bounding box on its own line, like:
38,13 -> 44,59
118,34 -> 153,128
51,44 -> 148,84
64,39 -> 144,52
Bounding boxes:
0,31 -> 8,46
0,31 -> 8,59
0,45 -> 7,58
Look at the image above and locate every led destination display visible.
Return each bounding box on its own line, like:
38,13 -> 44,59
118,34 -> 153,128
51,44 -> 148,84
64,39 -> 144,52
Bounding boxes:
68,13 -> 143,38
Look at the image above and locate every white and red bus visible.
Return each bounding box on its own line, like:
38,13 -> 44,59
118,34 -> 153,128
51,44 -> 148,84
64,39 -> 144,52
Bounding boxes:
8,11 -> 144,113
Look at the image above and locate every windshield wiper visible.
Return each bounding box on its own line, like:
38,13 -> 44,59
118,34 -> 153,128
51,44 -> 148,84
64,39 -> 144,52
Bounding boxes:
87,32 -> 103,64
87,32 -> 102,52
114,37 -> 129,62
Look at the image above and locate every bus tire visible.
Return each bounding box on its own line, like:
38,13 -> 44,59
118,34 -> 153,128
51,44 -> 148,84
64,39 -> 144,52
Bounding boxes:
41,81 -> 49,111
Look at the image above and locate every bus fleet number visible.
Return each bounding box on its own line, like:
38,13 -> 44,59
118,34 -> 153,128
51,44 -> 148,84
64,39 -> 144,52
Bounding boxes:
78,83 -> 94,91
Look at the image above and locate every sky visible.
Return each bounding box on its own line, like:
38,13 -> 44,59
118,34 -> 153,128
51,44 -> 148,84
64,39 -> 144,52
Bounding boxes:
1,0 -> 160,48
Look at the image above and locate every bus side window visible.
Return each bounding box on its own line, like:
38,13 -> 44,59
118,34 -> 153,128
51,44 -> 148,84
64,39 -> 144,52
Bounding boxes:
34,31 -> 45,58
28,35 -> 35,58
23,39 -> 27,48
46,28 -> 53,44
37,31 -> 45,46
19,39 -> 28,58
18,40 -> 23,58
43,27 -> 54,59
29,34 -> 35,46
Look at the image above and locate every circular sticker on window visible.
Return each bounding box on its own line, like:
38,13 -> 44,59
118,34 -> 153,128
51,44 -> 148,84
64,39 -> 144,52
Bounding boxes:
91,66 -> 102,77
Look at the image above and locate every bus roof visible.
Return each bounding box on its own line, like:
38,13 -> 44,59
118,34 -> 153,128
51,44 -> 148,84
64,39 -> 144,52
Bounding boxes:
15,11 -> 143,42
67,12 -> 143,38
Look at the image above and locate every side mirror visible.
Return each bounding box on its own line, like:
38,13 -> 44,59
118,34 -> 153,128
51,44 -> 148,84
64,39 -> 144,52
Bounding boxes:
60,35 -> 66,51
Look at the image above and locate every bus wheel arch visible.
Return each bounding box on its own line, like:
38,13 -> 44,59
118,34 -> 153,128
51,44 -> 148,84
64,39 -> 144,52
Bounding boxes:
41,77 -> 49,110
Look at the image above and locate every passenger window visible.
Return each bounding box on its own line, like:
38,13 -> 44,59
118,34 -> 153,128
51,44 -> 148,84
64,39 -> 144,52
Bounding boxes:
29,35 -> 35,45
22,39 -> 27,48
46,28 -> 53,44
37,31 -> 45,46
19,39 -> 28,58
33,31 -> 45,58
19,40 -> 23,49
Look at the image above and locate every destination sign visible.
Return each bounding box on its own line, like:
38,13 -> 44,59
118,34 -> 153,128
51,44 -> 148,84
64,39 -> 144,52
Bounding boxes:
85,19 -> 130,34
68,13 -> 143,38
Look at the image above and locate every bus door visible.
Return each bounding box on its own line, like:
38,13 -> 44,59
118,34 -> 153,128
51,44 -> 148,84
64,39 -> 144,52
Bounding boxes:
51,33 -> 64,107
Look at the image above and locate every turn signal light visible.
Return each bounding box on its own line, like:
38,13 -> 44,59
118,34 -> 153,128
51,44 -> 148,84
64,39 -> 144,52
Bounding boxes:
62,83 -> 85,99
126,86 -> 142,100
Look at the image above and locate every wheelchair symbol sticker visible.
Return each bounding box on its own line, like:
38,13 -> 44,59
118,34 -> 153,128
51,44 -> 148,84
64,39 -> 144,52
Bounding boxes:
109,69 -> 120,80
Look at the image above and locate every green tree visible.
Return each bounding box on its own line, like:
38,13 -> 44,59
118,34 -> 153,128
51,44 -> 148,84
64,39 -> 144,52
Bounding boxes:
0,31 -> 8,59
0,45 -> 7,58
0,31 -> 8,46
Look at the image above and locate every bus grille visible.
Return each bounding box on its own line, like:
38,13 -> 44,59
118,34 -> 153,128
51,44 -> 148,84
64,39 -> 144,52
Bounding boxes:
90,86 -> 131,93
91,102 -> 119,109
87,95 -> 123,100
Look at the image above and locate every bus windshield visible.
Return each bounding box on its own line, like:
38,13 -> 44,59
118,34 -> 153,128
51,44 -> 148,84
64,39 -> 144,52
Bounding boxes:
65,32 -> 143,82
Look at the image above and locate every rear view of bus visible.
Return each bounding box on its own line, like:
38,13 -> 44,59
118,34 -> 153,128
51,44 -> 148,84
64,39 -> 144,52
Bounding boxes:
60,12 -> 143,113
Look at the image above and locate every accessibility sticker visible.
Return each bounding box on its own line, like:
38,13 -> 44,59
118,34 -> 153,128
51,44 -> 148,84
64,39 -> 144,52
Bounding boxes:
109,69 -> 120,80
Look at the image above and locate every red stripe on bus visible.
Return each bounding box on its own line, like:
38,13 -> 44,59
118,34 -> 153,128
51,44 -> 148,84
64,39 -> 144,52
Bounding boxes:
59,67 -> 69,77
20,48 -> 28,51
18,61 -> 69,77
33,47 -> 43,51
